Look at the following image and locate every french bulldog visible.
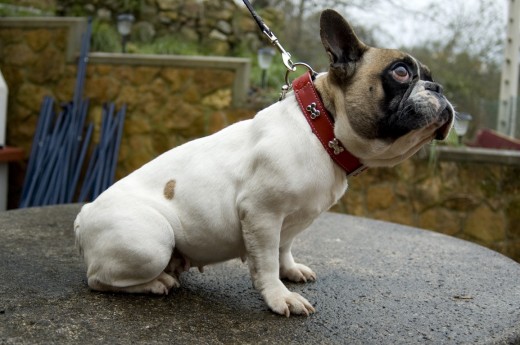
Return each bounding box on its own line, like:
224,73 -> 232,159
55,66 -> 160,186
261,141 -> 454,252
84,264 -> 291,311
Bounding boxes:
74,9 -> 454,316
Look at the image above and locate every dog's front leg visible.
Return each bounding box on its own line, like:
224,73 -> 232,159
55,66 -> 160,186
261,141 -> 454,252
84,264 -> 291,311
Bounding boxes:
241,213 -> 315,317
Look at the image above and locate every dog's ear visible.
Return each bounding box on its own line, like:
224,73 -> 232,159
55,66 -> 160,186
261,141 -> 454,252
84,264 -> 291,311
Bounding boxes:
320,9 -> 367,79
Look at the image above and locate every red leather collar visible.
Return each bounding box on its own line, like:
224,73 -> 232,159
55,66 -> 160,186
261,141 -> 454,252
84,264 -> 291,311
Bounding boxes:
293,72 -> 366,177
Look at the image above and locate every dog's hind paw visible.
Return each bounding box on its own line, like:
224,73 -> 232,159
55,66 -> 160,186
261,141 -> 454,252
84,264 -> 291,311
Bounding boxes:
280,263 -> 316,283
128,272 -> 180,295
88,271 -> 180,295
158,272 -> 180,290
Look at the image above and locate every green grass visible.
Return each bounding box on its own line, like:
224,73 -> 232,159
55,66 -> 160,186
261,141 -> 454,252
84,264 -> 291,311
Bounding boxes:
91,19 -> 121,53
134,36 -> 203,56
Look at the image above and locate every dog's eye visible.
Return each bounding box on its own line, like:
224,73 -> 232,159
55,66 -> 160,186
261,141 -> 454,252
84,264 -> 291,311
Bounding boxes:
391,65 -> 411,83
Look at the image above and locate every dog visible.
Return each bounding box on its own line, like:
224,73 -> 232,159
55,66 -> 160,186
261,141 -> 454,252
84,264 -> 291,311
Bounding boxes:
74,9 -> 454,317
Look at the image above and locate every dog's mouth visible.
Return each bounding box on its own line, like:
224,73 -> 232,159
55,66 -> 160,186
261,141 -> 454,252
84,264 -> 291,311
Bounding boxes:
433,106 -> 455,141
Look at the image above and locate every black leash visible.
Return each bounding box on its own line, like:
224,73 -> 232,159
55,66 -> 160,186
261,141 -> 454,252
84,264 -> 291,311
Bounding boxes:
242,0 -> 296,72
242,0 -> 318,99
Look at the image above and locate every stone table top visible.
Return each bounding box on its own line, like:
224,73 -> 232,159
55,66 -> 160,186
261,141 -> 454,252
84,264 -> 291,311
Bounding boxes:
1,204 -> 519,344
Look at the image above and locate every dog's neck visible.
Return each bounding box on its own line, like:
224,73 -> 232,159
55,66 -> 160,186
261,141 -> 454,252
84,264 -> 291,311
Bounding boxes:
292,72 -> 366,177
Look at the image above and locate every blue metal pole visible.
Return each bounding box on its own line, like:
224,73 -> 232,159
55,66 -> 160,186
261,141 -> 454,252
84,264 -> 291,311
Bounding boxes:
20,97 -> 54,207
67,100 -> 91,203
108,104 -> 126,188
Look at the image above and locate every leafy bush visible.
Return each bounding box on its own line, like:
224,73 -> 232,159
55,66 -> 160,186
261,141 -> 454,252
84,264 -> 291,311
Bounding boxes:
91,19 -> 121,53
136,36 -> 202,56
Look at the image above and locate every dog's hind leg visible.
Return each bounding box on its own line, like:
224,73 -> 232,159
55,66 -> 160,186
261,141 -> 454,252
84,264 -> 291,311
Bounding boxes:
77,203 -> 181,295
88,272 -> 179,295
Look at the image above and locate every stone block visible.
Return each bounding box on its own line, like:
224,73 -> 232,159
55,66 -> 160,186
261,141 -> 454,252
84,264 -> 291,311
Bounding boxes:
55,77 -> 76,102
180,26 -> 200,42
1,66 -> 23,90
27,46 -> 65,84
10,116 -> 37,150
182,84 -> 202,103
161,69 -> 183,92
412,177 -> 442,210
16,84 -> 51,112
206,111 -> 227,134
181,0 -> 203,19
192,70 -> 234,95
95,65 -> 113,75
116,85 -> 138,110
209,29 -> 228,41
84,75 -> 121,102
388,202 -> 415,226
111,66 -> 134,84
396,159 -> 415,181
439,161 -> 459,190
506,198 -> 520,239
419,207 -> 461,236
156,0 -> 181,11
163,102 -> 203,131
216,20 -> 232,35
3,43 -> 37,66
0,29 -> 24,45
464,204 -> 506,243
504,166 -> 520,195
132,66 -> 160,85
366,184 -> 394,212
25,29 -> 52,52
441,195 -> 480,212
202,89 -> 231,110
125,116 -> 152,135
505,240 -> 520,262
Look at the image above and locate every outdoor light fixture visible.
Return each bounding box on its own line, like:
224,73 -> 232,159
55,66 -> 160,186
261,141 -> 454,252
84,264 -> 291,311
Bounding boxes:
257,47 -> 275,88
117,14 -> 135,53
454,112 -> 473,145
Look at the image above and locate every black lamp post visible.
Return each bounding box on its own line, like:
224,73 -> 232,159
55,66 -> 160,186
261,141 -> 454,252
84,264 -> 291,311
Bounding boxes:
117,14 -> 134,53
454,112 -> 473,145
257,47 -> 275,88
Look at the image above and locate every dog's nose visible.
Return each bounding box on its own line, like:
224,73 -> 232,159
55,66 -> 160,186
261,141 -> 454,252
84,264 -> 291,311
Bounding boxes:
424,81 -> 443,94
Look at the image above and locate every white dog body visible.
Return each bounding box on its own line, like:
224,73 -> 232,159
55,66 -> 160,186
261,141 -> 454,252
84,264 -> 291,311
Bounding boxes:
75,10 -> 454,316
76,92 -> 345,314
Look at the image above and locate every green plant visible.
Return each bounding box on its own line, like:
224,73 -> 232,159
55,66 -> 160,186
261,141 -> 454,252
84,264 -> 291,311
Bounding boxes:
135,36 -> 202,56
91,19 -> 121,53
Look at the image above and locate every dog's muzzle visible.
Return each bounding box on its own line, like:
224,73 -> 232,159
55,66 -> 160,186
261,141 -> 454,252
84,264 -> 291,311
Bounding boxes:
407,81 -> 455,140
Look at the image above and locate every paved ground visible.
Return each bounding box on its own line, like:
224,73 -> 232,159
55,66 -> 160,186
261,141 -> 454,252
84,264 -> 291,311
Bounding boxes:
1,204 -> 519,344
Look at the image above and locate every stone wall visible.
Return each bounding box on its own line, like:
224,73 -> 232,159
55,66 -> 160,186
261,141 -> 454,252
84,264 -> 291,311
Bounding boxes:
1,17 -> 519,262
56,0 -> 267,56
333,155 -> 520,262
0,17 -> 255,204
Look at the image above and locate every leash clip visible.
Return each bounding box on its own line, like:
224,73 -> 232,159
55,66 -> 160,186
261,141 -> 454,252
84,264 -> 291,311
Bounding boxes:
279,63 -> 318,100
262,26 -> 296,72
242,0 -> 297,73
243,0 -> 318,101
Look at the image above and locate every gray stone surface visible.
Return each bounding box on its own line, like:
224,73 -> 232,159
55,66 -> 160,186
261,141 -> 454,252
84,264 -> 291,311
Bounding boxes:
1,204 -> 519,344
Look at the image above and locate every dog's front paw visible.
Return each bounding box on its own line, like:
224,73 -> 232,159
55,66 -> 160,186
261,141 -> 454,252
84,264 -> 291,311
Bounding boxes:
280,263 -> 316,283
264,288 -> 315,317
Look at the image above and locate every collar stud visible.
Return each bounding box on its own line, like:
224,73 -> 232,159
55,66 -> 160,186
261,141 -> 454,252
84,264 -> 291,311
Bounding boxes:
293,72 -> 367,177
306,102 -> 321,119
328,138 -> 344,155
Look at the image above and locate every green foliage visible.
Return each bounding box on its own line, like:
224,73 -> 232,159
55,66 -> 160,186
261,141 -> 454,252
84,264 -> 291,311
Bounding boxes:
0,2 -> 54,16
136,36 -> 203,56
409,43 -> 501,142
56,0 -> 141,16
90,19 -> 121,53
